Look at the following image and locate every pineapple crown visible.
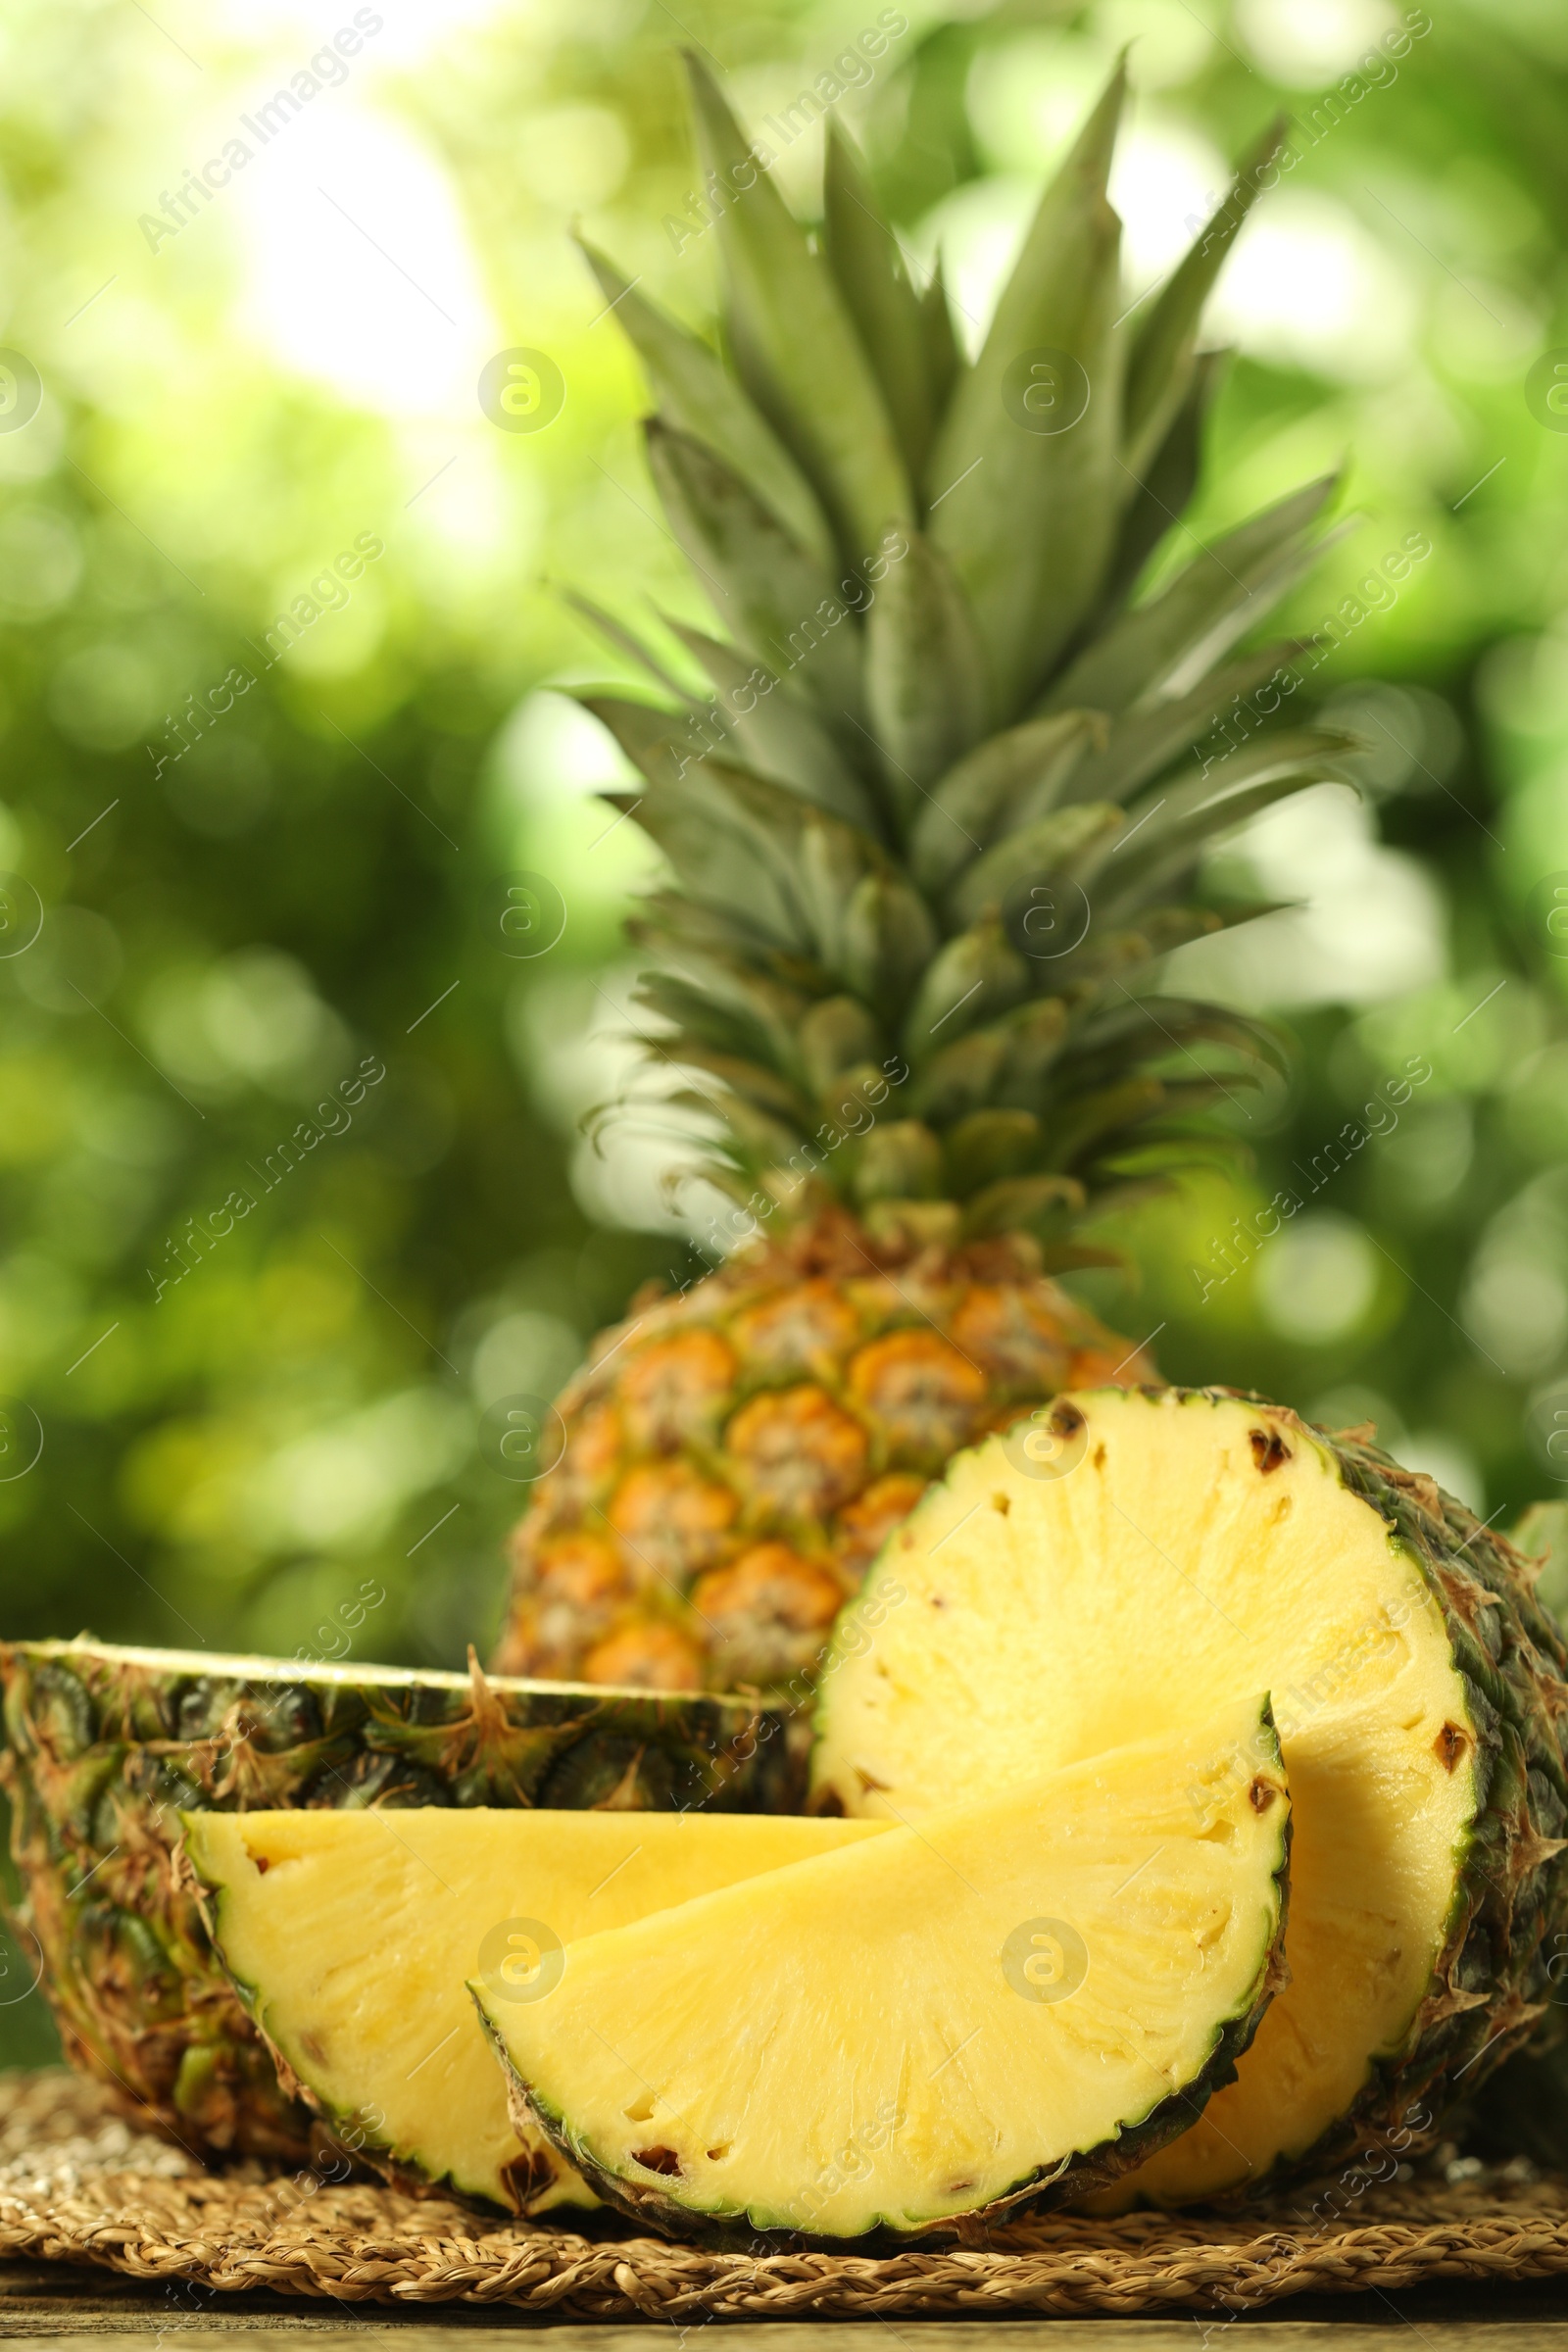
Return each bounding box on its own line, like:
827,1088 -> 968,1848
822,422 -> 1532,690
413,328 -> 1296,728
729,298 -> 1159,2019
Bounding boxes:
574,56 -> 1354,1265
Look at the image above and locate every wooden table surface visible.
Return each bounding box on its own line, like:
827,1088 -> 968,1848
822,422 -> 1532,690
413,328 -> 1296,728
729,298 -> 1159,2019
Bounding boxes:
9,2257 -> 1568,2345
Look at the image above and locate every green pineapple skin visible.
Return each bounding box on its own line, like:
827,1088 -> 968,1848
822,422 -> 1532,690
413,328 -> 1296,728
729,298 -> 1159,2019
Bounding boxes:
1320,1437 -> 1568,2173
0,1639 -> 802,2162
1454,1496 -> 1568,2171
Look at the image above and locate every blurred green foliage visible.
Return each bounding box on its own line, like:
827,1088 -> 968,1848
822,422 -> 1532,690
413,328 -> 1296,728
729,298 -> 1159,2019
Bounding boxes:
2,0 -> 1568,2058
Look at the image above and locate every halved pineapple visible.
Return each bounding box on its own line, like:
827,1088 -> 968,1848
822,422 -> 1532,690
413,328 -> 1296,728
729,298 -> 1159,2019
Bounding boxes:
183,1807 -> 882,2212
811,1386 -> 1568,2203
473,1697 -> 1290,2242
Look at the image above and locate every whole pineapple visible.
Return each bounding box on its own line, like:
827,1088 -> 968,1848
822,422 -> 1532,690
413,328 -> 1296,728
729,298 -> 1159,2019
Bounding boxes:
498,61 -> 1348,1693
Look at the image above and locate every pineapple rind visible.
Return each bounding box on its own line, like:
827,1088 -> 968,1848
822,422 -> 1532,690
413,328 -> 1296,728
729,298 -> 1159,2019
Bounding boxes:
0,1638 -> 802,2165
1316,1429 -> 1568,2172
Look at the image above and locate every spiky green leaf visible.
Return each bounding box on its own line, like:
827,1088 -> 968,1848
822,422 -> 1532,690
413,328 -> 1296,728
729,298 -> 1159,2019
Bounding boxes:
684,53 -> 911,559
921,259 -> 961,416
853,1118 -> 943,1202
926,61 -> 1128,713
1063,643 -> 1298,807
636,964 -> 802,1075
950,802 -> 1123,929
564,589 -> 694,699
1044,475 -> 1342,718
578,245 -> 835,564
962,1171 -> 1085,1238
864,528 -> 987,799
653,1035 -> 814,1126
823,121 -> 936,479
944,1107 -> 1042,1194
659,616 -> 876,827
903,918 -> 1029,1057
645,423 -> 865,725
579,694 -> 703,792
1102,350 -> 1226,616
1039,1075 -> 1166,1169
1123,119 -> 1286,475
797,997 -> 885,1092
909,712 -> 1103,890
1090,729 -> 1357,909
621,786 -> 802,952
1068,995 -> 1287,1083
908,1030 -> 1009,1124
622,759 -> 882,960
840,873 -> 939,1019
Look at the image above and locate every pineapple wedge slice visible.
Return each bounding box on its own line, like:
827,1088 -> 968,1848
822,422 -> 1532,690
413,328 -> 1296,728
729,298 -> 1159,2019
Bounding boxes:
473,1697 -> 1290,2242
183,1807 -> 882,2212
811,1386 -> 1568,2205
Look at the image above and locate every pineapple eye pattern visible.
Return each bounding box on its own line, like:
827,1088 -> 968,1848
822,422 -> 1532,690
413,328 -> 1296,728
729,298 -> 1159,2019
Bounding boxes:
1002,1916 -> 1089,2004
477,1916 -> 564,2004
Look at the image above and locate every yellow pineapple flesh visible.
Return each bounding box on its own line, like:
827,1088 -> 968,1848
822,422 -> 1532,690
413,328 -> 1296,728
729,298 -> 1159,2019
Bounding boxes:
183,1805 -> 882,2211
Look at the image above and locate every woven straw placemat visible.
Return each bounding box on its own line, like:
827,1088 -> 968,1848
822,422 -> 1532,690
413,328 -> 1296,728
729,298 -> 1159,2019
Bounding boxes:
1,2070 -> 1564,2322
